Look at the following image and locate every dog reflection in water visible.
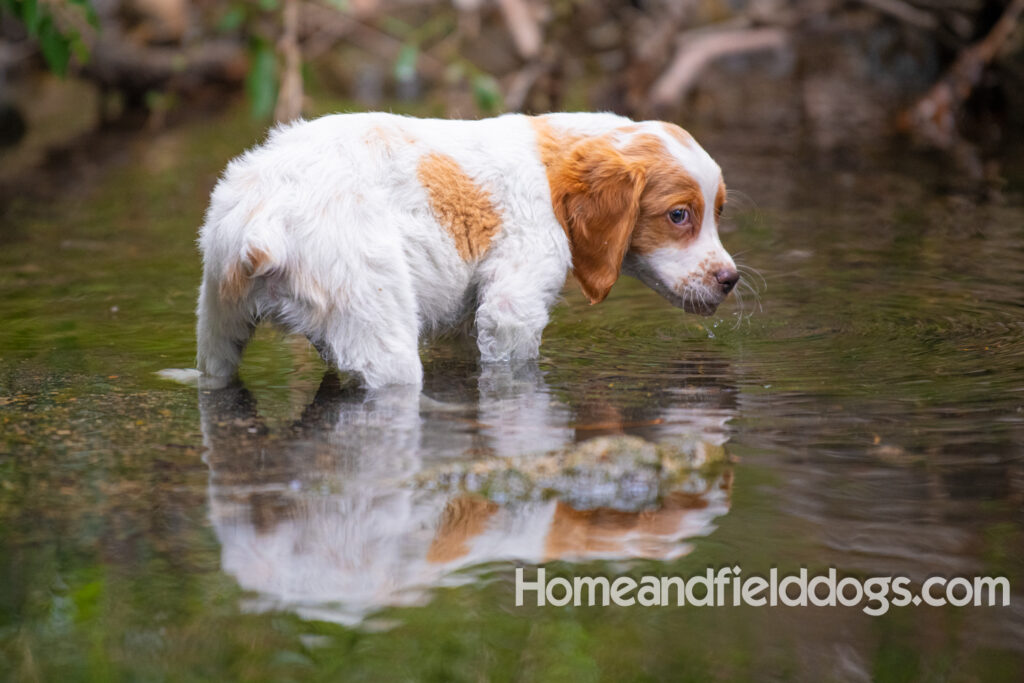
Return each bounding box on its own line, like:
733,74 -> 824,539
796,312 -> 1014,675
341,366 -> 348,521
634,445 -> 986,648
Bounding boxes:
201,365 -> 733,625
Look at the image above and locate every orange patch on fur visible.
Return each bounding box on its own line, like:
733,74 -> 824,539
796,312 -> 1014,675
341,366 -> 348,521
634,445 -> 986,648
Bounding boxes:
366,125 -> 416,155
715,179 -> 727,219
219,264 -> 248,303
426,495 -> 499,564
417,152 -> 502,261
661,122 -> 694,147
219,246 -> 273,303
532,116 -> 585,179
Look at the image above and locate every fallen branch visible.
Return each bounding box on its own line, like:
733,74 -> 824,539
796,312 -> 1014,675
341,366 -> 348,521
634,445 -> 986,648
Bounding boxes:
857,0 -> 939,31
648,26 -> 789,110
496,0 -> 542,60
84,39 -> 246,93
25,0 -> 244,96
503,59 -> 549,111
901,0 -> 1024,147
625,0 -> 697,114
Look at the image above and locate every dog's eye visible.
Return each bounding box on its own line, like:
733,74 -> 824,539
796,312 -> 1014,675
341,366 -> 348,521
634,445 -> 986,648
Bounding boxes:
667,208 -> 690,225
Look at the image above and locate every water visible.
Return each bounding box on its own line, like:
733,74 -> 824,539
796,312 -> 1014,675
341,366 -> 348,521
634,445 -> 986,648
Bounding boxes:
2,109 -> 1023,681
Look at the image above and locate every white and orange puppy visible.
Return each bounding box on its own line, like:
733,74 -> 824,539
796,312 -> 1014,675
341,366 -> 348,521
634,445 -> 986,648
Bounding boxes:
197,112 -> 738,388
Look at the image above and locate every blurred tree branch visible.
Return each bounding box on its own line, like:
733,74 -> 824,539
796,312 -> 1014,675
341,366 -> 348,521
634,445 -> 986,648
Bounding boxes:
649,26 -> 790,113
858,0 -> 939,31
274,0 -> 302,122
902,0 -> 1024,147
496,0 -> 540,59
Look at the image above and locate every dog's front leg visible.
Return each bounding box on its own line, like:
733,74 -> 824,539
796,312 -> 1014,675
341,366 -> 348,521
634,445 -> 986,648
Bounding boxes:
474,257 -> 564,363
475,300 -> 546,363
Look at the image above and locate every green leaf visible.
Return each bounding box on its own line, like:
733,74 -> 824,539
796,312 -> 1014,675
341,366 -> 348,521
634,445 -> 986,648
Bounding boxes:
217,5 -> 246,32
81,0 -> 99,29
471,74 -> 503,114
38,19 -> 71,77
394,44 -> 418,82
23,0 -> 41,34
70,36 -> 90,65
1,0 -> 91,74
246,41 -> 278,120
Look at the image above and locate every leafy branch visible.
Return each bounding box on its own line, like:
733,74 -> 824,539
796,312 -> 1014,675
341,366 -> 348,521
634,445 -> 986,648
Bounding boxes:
0,0 -> 96,76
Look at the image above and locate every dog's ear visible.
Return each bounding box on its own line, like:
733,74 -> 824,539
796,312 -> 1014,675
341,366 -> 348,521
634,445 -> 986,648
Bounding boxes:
552,137 -> 645,304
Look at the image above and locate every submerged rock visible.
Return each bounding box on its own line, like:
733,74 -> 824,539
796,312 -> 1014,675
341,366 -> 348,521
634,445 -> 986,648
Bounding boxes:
415,435 -> 727,512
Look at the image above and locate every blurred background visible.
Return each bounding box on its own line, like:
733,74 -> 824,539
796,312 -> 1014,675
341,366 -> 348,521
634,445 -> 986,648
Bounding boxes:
2,0 -> 1024,191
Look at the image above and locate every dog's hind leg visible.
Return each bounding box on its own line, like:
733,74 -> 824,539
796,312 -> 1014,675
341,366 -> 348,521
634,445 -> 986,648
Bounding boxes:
317,284 -> 423,389
322,314 -> 423,389
196,273 -> 255,387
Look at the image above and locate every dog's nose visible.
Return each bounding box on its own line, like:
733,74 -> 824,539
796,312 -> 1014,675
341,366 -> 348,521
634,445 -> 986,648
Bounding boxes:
715,268 -> 739,294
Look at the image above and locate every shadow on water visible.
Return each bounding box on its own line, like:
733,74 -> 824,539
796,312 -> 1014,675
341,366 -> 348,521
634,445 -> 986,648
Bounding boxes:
200,360 -> 736,625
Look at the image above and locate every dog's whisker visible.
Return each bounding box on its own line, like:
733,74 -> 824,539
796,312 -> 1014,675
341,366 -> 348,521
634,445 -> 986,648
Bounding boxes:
731,287 -> 746,329
735,261 -> 764,280
736,263 -> 767,293
743,279 -> 763,311
745,280 -> 764,315
729,271 -> 762,323
725,188 -> 759,211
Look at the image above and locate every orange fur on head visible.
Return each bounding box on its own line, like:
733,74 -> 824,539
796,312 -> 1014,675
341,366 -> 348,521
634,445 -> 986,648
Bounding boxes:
534,119 -> 716,303
626,133 -> 705,256
533,118 -> 645,304
661,122 -> 694,147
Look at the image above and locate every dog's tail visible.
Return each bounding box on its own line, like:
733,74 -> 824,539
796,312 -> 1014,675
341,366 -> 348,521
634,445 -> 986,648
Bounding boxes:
219,242 -> 279,303
211,207 -> 287,305
196,200 -> 285,379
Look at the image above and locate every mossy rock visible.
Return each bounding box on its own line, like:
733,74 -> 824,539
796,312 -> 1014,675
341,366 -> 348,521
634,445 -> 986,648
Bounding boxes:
414,435 -> 728,511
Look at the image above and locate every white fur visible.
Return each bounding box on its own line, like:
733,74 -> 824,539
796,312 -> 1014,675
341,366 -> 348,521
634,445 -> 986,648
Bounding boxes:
196,112 -> 732,388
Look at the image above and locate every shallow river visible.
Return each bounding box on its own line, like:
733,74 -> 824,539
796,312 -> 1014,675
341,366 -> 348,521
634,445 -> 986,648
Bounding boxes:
2,109 -> 1023,681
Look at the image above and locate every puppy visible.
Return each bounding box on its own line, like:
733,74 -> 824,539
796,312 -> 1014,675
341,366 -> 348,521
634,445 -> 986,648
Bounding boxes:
196,112 -> 737,388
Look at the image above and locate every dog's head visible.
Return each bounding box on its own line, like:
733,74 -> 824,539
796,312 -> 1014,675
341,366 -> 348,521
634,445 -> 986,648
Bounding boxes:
540,119 -> 737,314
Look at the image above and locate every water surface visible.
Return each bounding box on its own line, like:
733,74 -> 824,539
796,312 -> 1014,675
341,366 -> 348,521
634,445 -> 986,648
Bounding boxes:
2,111 -> 1023,681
